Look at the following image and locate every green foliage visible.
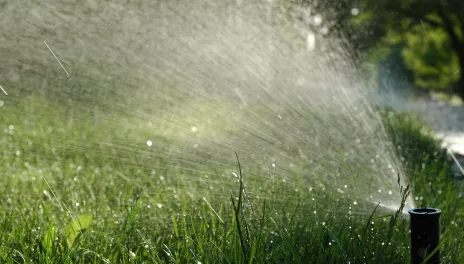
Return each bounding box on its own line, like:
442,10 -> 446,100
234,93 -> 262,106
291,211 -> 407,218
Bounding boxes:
349,0 -> 464,93
65,213 -> 93,248
402,25 -> 460,89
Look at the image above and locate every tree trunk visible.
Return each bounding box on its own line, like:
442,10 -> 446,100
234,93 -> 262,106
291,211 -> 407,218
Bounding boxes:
454,48 -> 464,101
456,76 -> 464,101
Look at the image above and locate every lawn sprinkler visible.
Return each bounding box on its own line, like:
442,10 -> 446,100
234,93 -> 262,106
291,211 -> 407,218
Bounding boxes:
408,208 -> 441,264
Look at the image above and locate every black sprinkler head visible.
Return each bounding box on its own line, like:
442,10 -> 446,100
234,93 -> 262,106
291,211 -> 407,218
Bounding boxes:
408,208 -> 441,264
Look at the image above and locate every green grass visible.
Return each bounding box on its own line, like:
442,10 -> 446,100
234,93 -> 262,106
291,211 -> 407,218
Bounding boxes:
0,98 -> 463,263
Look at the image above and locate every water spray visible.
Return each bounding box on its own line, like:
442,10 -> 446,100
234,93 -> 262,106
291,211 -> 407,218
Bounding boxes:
408,208 -> 441,264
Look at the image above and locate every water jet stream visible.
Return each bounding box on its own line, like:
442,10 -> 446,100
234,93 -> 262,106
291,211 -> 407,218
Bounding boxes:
1,0 -> 415,221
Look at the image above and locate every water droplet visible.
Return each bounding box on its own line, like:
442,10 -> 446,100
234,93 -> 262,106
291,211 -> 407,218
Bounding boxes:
157,203 -> 163,208
351,8 -> 359,16
191,126 -> 198,133
272,163 -> 275,168
313,14 -> 322,25
319,26 -> 329,35
75,202 -> 79,207
378,189 -> 381,193
388,190 -> 392,195
146,140 -> 153,147
353,201 -> 357,205
8,125 -> 14,130
307,33 -> 316,50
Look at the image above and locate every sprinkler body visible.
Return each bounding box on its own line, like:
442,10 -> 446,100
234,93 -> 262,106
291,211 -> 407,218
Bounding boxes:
408,208 -> 441,264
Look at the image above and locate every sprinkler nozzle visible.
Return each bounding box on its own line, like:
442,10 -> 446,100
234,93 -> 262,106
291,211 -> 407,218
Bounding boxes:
408,208 -> 441,264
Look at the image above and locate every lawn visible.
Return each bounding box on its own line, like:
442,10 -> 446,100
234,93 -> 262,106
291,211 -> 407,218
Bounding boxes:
0,97 -> 463,263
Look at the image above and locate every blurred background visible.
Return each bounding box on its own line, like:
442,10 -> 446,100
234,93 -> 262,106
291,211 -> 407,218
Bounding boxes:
288,0 -> 464,176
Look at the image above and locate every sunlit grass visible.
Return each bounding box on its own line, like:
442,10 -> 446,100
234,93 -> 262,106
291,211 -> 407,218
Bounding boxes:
0,99 -> 463,263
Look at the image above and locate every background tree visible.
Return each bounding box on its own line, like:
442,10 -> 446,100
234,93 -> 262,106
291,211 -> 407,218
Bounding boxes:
286,0 -> 464,99
358,0 -> 464,98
